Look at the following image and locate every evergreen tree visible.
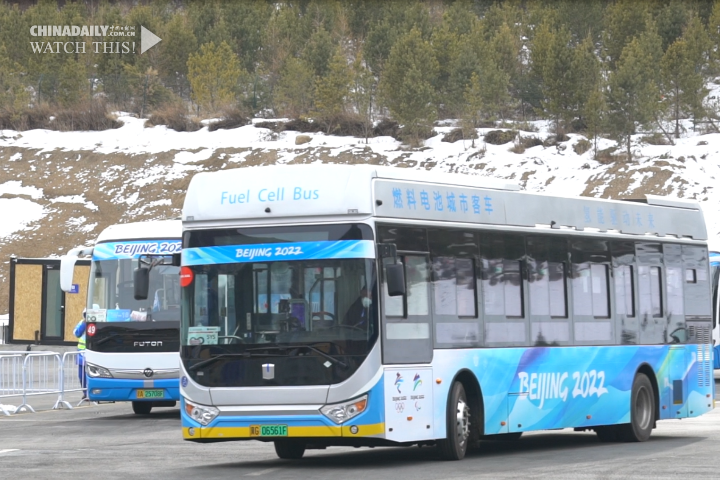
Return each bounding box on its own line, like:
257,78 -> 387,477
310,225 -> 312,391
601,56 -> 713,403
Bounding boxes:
656,0 -> 691,51
379,27 -> 439,144
431,23 -> 461,117
350,49 -> 376,143
461,71 -> 483,145
187,41 -> 244,112
572,34 -> 602,127
603,0 -> 650,68
159,13 -> 198,78
313,47 -> 351,133
607,22 -> 664,159
274,57 -> 315,118
57,59 -> 88,107
531,21 -> 575,132
222,1 -> 274,73
681,15 -> 711,125
584,83 -> 607,159
0,46 -> 31,115
303,27 -> 335,78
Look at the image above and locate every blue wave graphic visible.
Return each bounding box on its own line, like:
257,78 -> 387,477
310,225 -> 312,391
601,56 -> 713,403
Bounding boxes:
93,240 -> 181,260
182,240 -> 375,266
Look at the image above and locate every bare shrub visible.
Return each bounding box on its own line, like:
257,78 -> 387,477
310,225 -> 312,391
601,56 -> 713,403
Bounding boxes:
52,100 -> 122,131
519,136 -> 543,149
484,129 -> 517,145
573,139 -> 592,155
146,104 -> 201,132
208,107 -> 249,132
640,133 -> 670,145
373,118 -> 400,139
442,128 -> 478,143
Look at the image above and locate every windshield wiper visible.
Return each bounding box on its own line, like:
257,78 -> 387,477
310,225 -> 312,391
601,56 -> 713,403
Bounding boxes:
188,352 -> 288,371
248,345 -> 348,368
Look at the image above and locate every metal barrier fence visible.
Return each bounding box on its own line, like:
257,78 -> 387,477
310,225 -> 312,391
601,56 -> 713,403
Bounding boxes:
0,351 -> 88,416
0,324 -> 7,344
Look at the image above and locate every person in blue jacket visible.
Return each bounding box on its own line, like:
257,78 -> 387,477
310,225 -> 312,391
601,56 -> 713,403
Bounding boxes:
73,310 -> 87,399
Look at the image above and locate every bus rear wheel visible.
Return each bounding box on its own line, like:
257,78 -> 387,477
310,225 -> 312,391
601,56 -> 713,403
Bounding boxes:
132,401 -> 152,415
618,373 -> 655,442
274,441 -> 306,459
437,381 -> 470,461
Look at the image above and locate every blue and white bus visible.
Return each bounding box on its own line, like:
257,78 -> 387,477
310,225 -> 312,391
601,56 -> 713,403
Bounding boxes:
178,165 -> 714,460
61,220 -> 182,414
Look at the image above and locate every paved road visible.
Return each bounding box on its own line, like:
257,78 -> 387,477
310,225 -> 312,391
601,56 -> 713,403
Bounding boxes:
1,398 -> 719,480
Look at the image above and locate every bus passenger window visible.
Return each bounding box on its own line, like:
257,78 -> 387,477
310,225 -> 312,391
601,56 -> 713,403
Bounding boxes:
638,266 -> 663,317
572,263 -> 609,318
456,258 -> 476,317
666,267 -> 684,316
406,256 -> 429,316
432,257 -> 457,316
548,262 -> 567,318
614,265 -> 635,317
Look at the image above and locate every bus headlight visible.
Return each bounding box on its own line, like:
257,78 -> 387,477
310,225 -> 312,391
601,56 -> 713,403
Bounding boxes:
184,398 -> 220,426
86,363 -> 113,378
320,395 -> 368,424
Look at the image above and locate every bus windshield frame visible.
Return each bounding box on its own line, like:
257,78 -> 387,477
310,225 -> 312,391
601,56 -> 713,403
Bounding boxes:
180,223 -> 379,388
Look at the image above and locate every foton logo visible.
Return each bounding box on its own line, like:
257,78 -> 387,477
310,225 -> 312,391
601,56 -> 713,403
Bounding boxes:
134,341 -> 163,347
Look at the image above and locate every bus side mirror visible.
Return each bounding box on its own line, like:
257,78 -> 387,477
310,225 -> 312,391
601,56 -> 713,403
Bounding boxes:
134,267 -> 150,300
385,263 -> 406,297
172,253 -> 181,267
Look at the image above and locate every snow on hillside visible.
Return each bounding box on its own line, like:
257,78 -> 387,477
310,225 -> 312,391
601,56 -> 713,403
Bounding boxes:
1,113 -> 720,312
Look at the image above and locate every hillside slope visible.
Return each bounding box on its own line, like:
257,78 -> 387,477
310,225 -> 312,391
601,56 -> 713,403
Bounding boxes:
1,115 -> 719,314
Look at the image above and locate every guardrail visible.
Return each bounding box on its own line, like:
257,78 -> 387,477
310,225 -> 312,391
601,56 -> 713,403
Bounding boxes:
0,350 -> 88,416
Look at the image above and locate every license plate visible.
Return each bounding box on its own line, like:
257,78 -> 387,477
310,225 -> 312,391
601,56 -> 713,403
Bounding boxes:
136,389 -> 164,399
250,425 -> 288,437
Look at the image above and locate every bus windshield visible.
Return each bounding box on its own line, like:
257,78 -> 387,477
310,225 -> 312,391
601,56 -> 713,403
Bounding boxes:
180,223 -> 378,387
87,258 -> 181,322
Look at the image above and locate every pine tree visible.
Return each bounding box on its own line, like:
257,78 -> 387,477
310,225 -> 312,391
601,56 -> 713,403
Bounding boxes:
656,0 -> 691,51
187,42 -> 244,112
681,15 -> 711,126
222,1 -> 273,73
0,46 -> 31,115
661,39 -> 695,138
159,13 -> 198,78
603,0 -> 650,68
313,47 -> 351,134
584,83 -> 607,159
461,71 -> 483,145
57,59 -> 88,107
431,24 -> 461,117
274,57 -> 315,118
531,22 -> 575,132
379,27 -> 439,144
572,34 -> 602,127
350,50 -> 376,143
607,22 -> 664,159
303,27 -> 335,78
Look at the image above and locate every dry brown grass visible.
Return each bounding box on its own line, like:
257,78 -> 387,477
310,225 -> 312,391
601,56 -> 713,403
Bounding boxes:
146,104 -> 201,132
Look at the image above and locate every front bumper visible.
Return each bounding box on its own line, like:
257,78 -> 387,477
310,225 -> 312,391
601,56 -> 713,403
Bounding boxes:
181,399 -> 383,441
88,377 -> 180,402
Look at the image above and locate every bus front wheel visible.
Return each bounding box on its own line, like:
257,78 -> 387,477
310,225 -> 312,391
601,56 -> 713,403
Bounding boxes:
132,401 -> 152,415
437,381 -> 470,461
274,441 -> 305,459
618,373 -> 655,442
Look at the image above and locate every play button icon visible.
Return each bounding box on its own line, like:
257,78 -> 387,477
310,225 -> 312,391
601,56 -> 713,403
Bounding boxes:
140,26 -> 161,54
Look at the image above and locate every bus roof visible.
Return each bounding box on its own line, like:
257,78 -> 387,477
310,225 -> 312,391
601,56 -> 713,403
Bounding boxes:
96,219 -> 182,243
182,165 -> 706,241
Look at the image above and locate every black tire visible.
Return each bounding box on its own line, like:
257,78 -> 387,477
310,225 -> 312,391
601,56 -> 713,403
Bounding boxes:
274,441 -> 306,459
437,382 -> 471,461
132,401 -> 152,415
617,373 -> 655,442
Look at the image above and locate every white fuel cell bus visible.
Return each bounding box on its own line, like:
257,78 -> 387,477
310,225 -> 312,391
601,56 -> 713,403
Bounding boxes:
179,165 -> 713,460
61,220 -> 182,414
